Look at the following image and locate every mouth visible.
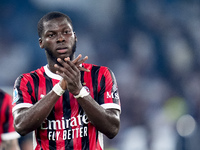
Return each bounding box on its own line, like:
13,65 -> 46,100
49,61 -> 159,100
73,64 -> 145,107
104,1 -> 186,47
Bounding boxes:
56,47 -> 68,54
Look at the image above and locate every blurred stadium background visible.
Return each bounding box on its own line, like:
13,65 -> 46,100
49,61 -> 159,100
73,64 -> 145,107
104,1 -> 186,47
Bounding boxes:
1,0 -> 200,150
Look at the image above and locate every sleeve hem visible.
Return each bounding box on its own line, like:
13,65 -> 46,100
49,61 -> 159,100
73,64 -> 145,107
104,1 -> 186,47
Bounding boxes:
101,103 -> 121,113
1,132 -> 20,141
12,103 -> 33,113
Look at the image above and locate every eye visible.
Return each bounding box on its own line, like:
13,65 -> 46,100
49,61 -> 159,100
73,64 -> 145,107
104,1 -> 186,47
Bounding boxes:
64,30 -> 71,34
48,33 -> 55,38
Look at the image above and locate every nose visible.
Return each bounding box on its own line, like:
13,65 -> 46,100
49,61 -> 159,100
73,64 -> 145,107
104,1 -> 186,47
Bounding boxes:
57,33 -> 65,42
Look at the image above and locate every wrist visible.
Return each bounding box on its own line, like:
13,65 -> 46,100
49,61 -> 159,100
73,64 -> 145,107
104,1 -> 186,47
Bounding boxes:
52,83 -> 65,96
74,86 -> 90,99
60,79 -> 67,90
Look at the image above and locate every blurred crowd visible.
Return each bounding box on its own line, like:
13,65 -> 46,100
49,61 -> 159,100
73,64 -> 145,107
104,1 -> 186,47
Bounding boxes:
1,0 -> 200,150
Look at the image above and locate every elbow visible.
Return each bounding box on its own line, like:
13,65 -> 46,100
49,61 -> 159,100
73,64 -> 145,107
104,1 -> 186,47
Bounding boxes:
14,122 -> 30,136
106,123 -> 120,139
13,109 -> 33,136
107,127 -> 120,139
104,109 -> 121,139
14,125 -> 27,136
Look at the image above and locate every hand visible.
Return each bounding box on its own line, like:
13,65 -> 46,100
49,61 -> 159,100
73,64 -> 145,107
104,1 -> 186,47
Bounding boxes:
72,54 -> 90,72
54,54 -> 88,94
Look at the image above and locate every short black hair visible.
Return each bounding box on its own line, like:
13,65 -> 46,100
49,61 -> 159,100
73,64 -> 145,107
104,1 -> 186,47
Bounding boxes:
37,11 -> 73,38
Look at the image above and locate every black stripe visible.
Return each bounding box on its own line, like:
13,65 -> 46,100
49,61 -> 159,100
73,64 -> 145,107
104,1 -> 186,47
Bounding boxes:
80,72 -> 90,150
34,72 -> 45,149
26,81 -> 36,104
99,75 -> 106,104
3,105 -> 9,132
96,130 -> 99,145
80,70 -> 90,149
63,91 -> 73,150
0,90 -> 4,110
81,111 -> 90,150
0,90 -> 10,133
91,66 -> 100,101
43,73 -> 56,149
30,72 -> 39,102
81,71 -> 84,85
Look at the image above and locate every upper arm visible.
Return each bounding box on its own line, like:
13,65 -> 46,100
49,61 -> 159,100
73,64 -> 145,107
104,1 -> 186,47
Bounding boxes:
13,107 -> 28,121
12,107 -> 29,134
106,108 -> 120,117
106,108 -> 120,123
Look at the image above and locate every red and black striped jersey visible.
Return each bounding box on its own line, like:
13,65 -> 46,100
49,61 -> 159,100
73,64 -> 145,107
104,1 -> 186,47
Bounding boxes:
12,63 -> 121,150
0,89 -> 20,144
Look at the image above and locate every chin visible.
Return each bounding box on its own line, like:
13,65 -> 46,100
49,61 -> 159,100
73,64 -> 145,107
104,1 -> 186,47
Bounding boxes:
58,53 -> 74,60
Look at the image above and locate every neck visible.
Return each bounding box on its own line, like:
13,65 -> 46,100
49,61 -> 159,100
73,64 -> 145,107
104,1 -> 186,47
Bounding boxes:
47,59 -> 57,74
46,53 -> 76,74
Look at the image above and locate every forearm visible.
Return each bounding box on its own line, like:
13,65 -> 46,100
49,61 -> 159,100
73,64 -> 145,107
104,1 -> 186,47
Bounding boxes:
77,95 -> 120,139
13,90 -> 60,135
1,139 -> 20,150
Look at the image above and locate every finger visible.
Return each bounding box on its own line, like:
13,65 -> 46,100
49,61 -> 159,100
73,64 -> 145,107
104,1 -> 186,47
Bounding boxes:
74,56 -> 90,72
56,58 -> 76,75
64,57 -> 70,62
54,63 -> 76,83
76,56 -> 88,66
77,66 -> 90,72
65,59 -> 80,72
67,58 -> 90,73
72,54 -> 82,64
59,56 -> 90,72
68,55 -> 89,72
56,70 -> 73,84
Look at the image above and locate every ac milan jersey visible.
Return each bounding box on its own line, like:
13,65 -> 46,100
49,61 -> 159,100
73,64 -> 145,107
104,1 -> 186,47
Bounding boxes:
12,63 -> 121,150
0,89 -> 20,144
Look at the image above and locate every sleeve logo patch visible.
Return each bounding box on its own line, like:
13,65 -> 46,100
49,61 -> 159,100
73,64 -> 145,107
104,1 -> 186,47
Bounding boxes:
12,88 -> 19,104
106,91 -> 119,99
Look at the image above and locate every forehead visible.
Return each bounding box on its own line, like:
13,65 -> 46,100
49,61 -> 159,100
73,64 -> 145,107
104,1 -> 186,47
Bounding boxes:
43,17 -> 73,32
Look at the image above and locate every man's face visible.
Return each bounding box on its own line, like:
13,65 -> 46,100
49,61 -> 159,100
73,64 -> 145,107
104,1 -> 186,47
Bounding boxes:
39,17 -> 77,61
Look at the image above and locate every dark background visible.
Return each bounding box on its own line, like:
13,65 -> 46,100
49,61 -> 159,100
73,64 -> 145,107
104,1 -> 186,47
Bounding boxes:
1,0 -> 200,149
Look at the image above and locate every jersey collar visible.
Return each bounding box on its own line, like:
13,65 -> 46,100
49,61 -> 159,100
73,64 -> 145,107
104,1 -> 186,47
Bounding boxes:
44,65 -> 62,80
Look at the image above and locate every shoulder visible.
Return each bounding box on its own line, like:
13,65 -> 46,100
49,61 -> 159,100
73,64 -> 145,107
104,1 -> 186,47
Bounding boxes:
19,66 -> 44,78
14,66 -> 45,85
0,89 -> 6,97
83,63 -> 111,73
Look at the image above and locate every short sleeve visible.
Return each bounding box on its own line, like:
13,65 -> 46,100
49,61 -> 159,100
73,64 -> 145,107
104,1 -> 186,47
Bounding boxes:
12,74 -> 34,113
97,67 -> 121,112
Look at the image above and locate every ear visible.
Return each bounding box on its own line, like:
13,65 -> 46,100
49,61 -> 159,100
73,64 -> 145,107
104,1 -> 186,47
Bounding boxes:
74,32 -> 77,42
39,38 -> 44,49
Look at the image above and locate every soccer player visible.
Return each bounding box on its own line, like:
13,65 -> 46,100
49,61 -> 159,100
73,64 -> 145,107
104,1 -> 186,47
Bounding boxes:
0,89 -> 20,150
12,11 -> 121,150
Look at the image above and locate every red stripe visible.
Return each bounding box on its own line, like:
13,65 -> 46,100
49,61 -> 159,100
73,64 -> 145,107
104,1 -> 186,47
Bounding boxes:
37,69 -> 45,102
5,94 -> 15,133
70,93 -> 82,149
83,64 -> 98,149
0,92 -> 15,144
84,64 -> 94,98
52,79 -> 66,149
2,93 -> 15,132
96,137 -> 103,150
88,124 -> 97,150
1,95 -> 7,131
37,69 -> 50,150
20,75 -> 30,103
